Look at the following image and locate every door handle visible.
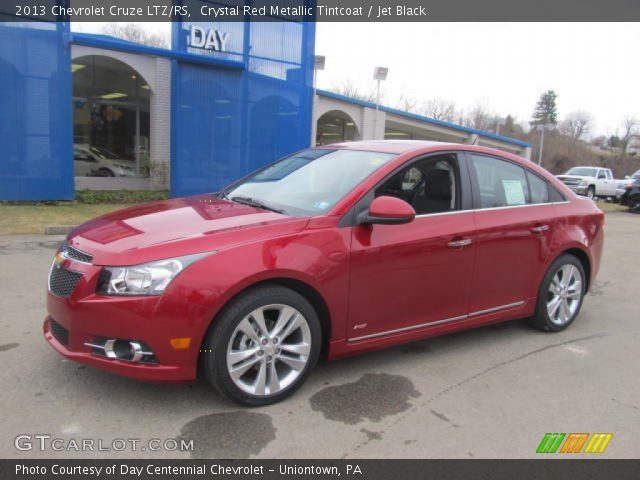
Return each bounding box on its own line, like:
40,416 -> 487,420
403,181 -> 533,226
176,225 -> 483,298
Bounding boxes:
531,224 -> 549,234
448,238 -> 472,248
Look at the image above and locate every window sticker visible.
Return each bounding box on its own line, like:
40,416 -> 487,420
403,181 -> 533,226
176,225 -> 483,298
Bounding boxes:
502,179 -> 526,205
313,200 -> 330,210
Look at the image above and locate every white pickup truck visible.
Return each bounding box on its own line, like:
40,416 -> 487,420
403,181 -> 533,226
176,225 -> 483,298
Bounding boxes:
556,166 -> 618,200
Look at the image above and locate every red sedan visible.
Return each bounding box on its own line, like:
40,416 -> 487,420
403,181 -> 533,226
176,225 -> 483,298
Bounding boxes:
44,141 -> 604,405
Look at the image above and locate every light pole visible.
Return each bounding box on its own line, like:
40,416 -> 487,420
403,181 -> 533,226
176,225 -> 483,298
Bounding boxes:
373,66 -> 388,139
312,56 -> 325,146
313,55 -> 325,94
495,117 -> 506,135
536,123 -> 552,166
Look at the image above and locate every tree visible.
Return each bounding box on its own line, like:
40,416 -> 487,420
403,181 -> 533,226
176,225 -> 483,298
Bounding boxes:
102,23 -> 169,49
560,111 -> 593,143
395,94 -> 420,113
461,102 -> 493,131
619,117 -> 639,154
532,90 -> 558,126
420,98 -> 457,122
331,80 -> 378,103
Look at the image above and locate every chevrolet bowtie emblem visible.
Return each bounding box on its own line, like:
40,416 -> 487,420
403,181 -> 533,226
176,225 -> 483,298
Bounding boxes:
54,251 -> 65,267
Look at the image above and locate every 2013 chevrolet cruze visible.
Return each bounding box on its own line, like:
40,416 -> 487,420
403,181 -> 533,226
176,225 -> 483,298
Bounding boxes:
45,141 -> 604,405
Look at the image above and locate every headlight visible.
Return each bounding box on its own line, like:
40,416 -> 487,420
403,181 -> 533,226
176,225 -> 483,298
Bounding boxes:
579,179 -> 589,186
97,252 -> 212,296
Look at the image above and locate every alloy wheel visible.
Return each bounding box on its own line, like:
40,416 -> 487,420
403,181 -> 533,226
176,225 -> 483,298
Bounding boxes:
546,264 -> 583,325
226,304 -> 311,396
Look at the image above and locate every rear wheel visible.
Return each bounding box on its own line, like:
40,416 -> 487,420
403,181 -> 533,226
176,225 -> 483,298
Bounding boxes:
528,254 -> 586,332
202,285 -> 321,406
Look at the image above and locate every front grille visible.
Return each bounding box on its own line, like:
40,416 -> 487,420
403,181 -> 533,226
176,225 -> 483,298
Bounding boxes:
562,178 -> 580,186
61,241 -> 93,264
49,266 -> 83,298
49,318 -> 69,346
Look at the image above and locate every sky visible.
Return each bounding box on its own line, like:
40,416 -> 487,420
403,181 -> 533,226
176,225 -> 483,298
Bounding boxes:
74,22 -> 640,137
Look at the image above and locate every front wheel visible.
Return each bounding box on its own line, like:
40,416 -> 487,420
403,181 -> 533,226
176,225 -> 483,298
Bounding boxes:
528,254 -> 586,332
586,186 -> 595,200
202,285 -> 321,406
628,195 -> 640,214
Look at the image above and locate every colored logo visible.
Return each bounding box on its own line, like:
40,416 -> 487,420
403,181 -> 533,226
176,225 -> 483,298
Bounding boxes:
536,433 -> 613,454
54,251 -> 65,267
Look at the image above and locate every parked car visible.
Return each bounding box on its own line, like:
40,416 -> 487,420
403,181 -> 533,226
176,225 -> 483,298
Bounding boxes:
620,177 -> 640,213
616,170 -> 640,202
556,166 -> 618,200
45,141 -> 605,405
73,144 -> 136,177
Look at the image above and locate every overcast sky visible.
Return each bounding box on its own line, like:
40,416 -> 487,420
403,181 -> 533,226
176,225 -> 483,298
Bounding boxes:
75,22 -> 639,136
315,23 -> 639,137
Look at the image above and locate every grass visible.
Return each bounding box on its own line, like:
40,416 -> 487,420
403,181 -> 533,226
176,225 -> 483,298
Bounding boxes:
595,200 -> 627,213
0,203 -> 129,235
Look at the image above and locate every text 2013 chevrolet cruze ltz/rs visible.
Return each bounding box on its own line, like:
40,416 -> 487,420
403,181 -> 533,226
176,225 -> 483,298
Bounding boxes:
45,141 -> 604,405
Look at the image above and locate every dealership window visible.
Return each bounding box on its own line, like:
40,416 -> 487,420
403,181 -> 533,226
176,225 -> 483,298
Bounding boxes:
316,110 -> 358,145
72,55 -> 150,177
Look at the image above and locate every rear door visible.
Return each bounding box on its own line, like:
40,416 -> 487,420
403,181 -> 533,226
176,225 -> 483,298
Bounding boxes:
466,153 -> 557,316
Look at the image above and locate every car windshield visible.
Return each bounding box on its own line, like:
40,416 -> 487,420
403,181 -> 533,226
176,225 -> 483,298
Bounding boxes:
632,170 -> 640,179
566,167 -> 597,177
222,149 -> 396,216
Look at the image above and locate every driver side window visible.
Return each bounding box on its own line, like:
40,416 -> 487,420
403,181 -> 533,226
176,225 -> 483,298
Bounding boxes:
375,154 -> 459,215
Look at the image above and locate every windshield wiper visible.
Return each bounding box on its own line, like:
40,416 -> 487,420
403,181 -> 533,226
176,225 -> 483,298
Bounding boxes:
229,196 -> 284,214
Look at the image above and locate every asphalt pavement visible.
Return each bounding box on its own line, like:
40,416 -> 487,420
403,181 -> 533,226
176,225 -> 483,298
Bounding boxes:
0,211 -> 638,459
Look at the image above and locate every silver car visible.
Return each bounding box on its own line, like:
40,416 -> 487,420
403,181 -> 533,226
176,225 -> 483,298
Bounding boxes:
73,144 -> 136,177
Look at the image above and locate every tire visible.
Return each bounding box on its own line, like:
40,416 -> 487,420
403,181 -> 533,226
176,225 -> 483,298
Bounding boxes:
202,285 -> 321,406
97,168 -> 115,177
629,196 -> 640,214
528,254 -> 586,332
586,186 -> 595,200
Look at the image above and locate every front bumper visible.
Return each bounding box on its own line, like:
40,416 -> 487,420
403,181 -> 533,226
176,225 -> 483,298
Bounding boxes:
565,185 -> 588,195
43,316 -> 187,382
43,255 -> 210,383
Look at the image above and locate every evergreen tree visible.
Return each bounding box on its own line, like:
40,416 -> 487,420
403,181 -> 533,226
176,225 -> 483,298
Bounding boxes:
532,90 -> 558,126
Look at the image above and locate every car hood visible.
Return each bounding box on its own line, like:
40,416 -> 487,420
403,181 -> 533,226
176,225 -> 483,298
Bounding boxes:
67,195 -> 309,265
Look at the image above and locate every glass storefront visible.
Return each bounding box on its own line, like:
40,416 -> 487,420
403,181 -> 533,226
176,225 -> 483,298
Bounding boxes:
72,55 -> 150,178
316,110 -> 359,145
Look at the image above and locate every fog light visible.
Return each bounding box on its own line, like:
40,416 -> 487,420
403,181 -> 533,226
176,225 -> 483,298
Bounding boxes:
85,338 -> 155,363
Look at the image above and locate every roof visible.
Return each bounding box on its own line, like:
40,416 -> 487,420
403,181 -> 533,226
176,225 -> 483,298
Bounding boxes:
325,140 -> 457,154
316,89 -> 533,149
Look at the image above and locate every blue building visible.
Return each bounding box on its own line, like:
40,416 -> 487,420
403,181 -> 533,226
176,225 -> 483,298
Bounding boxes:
0,6 -> 530,202
0,5 -> 315,201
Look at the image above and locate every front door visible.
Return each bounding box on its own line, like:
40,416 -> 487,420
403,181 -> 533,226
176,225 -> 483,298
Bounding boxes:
347,153 -> 476,340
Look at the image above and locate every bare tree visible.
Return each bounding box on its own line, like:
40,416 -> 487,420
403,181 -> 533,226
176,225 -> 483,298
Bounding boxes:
620,116 -> 639,154
420,98 -> 457,122
331,80 -> 378,103
560,111 -> 594,142
395,93 -> 420,113
461,102 -> 493,131
102,23 -> 169,49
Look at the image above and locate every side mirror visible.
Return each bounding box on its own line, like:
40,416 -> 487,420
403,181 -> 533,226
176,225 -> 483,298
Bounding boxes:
358,196 -> 416,225
625,175 -> 630,179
